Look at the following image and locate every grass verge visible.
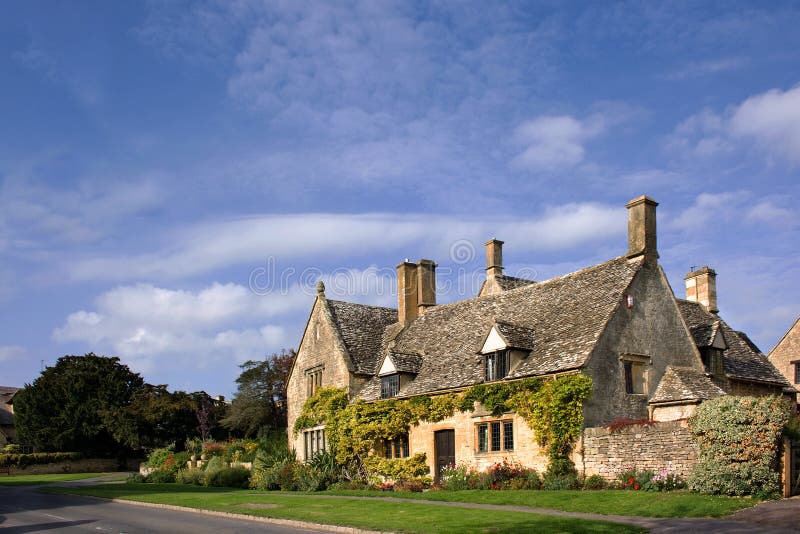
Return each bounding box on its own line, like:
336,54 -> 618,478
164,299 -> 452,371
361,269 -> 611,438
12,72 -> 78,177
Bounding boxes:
0,472 -> 113,486
319,488 -> 759,518
45,483 -> 644,534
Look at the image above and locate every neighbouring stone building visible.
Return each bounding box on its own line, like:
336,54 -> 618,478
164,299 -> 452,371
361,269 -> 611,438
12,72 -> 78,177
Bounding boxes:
286,195 -> 793,488
0,386 -> 20,447
769,316 -> 800,398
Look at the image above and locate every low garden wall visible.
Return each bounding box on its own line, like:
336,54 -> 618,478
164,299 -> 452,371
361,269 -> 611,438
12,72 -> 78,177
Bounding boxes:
3,457 -> 139,475
581,420 -> 697,480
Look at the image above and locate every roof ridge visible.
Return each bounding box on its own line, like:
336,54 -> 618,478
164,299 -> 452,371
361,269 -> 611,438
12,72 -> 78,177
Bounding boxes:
326,299 -> 397,312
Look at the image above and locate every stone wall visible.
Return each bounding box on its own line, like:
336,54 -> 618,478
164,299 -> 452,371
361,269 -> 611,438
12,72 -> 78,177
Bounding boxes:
768,318 -> 800,390
580,420 -> 697,479
5,457 -> 138,476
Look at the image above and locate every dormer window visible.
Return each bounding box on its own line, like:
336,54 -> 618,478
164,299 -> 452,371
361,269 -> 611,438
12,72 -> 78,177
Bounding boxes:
485,350 -> 510,381
381,374 -> 400,398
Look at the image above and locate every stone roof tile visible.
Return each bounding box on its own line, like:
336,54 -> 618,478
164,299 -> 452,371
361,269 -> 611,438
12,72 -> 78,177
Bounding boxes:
327,300 -> 397,375
650,366 -> 725,404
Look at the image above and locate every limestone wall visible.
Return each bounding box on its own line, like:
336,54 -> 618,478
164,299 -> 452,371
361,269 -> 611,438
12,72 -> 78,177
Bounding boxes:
580,420 -> 697,479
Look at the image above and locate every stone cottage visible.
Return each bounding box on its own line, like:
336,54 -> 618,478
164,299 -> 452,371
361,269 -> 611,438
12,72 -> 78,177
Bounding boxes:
769,316 -> 800,398
286,195 -> 792,484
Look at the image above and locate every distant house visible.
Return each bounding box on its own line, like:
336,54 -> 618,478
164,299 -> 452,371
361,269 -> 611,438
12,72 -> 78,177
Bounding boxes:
286,196 -> 793,488
769,317 -> 800,402
0,386 -> 20,447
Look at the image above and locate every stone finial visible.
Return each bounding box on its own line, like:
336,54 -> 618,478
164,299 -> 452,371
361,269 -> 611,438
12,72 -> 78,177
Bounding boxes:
316,280 -> 325,296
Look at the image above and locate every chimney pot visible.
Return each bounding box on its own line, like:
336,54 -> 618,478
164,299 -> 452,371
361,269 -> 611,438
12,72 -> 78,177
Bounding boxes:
685,266 -> 719,314
485,239 -> 504,279
626,195 -> 659,263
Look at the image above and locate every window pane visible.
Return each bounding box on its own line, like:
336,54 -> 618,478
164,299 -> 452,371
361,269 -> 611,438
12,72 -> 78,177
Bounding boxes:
499,351 -> 508,378
478,424 -> 488,452
624,361 -> 633,394
491,422 -> 501,451
503,421 -> 514,450
304,432 -> 309,461
381,374 -> 399,398
485,354 -> 495,381
401,435 -> 409,458
795,363 -> 800,384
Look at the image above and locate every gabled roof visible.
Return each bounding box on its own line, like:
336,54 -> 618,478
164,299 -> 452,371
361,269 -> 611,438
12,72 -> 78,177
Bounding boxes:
492,321 -> 536,351
478,274 -> 535,296
676,299 -> 790,387
327,300 -> 397,375
357,255 -> 644,400
387,352 -> 424,374
650,366 -> 725,404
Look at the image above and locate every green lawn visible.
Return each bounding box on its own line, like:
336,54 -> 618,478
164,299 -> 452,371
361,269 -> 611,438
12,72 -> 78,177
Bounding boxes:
45,483 -> 644,534
0,472 -> 113,486
321,488 -> 759,518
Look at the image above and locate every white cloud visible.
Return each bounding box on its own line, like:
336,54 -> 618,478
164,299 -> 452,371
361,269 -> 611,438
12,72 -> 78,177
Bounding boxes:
670,191 -> 797,231
0,346 -> 25,362
666,57 -> 746,80
67,203 -> 626,282
729,85 -> 800,164
511,115 -> 606,171
669,84 -> 800,165
53,282 -> 305,373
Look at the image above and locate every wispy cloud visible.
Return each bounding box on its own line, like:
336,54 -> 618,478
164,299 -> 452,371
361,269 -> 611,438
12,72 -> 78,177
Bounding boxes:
511,115 -> 606,171
0,346 -> 25,362
668,84 -> 800,165
665,57 -> 747,80
66,202 -> 625,282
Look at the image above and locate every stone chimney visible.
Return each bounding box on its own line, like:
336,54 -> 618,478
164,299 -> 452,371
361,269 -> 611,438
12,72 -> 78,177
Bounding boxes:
416,259 -> 437,316
397,260 -> 419,325
685,266 -> 719,314
485,239 -> 504,280
626,195 -> 659,263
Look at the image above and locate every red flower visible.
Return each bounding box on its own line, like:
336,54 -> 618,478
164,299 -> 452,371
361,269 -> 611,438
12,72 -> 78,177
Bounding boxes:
628,477 -> 635,485
634,484 -> 640,490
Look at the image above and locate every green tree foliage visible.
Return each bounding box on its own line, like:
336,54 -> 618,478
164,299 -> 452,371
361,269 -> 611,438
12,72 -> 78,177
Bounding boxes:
107,385 -> 201,450
221,349 -> 295,437
688,395 -> 791,496
14,353 -> 145,455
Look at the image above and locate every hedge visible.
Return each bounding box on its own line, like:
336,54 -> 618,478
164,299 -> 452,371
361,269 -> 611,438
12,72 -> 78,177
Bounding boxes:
0,452 -> 82,468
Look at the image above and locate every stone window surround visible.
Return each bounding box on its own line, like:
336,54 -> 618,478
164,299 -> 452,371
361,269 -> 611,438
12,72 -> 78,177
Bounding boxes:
381,373 -> 400,398
383,433 -> 410,459
619,353 -> 651,395
475,419 -> 514,453
303,425 -> 326,461
305,365 -> 324,397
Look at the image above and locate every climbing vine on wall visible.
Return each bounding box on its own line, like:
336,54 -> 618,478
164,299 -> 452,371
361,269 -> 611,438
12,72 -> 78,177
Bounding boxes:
294,374 -> 593,469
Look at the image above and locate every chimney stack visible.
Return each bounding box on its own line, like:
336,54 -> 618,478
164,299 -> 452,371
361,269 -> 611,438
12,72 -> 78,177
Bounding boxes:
685,266 -> 719,314
416,260 -> 437,315
485,239 -> 504,280
626,195 -> 659,263
397,260 -> 419,325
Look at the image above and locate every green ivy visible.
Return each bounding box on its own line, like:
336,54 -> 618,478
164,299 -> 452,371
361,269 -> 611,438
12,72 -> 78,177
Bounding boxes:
294,374 -> 592,471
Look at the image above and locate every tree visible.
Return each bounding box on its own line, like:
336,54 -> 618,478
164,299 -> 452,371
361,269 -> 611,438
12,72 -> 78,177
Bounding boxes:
221,349 -> 295,437
14,353 -> 145,456
107,385 -> 199,450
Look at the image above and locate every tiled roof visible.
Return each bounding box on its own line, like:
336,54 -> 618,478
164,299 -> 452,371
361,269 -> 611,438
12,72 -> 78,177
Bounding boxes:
357,255 -> 644,400
388,352 -> 424,374
495,275 -> 536,291
676,299 -> 790,387
493,321 -> 536,351
650,366 -> 725,404
327,300 -> 398,375
0,386 -> 19,403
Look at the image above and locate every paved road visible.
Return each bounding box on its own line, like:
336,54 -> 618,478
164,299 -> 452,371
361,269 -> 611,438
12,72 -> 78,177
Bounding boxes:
0,485 -> 327,534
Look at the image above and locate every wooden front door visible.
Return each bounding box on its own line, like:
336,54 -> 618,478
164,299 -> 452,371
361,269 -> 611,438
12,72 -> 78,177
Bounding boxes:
434,429 -> 455,481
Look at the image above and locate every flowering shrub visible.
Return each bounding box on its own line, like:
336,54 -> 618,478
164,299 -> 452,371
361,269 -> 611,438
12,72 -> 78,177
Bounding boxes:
616,466 -> 653,491
439,459 -> 541,491
688,396 -> 791,496
650,468 -> 685,491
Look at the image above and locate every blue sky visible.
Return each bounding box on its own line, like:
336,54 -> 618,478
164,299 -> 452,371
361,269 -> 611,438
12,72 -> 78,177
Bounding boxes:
1,1 -> 799,397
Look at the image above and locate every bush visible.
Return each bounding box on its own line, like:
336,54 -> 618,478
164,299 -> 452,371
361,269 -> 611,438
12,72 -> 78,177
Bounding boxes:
250,449 -> 301,491
145,468 -> 176,483
688,396 -> 790,496
542,458 -> 579,490
582,474 -> 606,490
146,446 -> 175,468
440,464 -> 470,491
393,477 -> 428,492
616,466 -> 654,491
329,479 -> 371,490
0,452 -> 81,468
127,473 -> 145,483
649,468 -> 685,492
204,466 -> 250,488
175,468 -> 203,485
364,453 -> 429,481
2,444 -> 21,453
